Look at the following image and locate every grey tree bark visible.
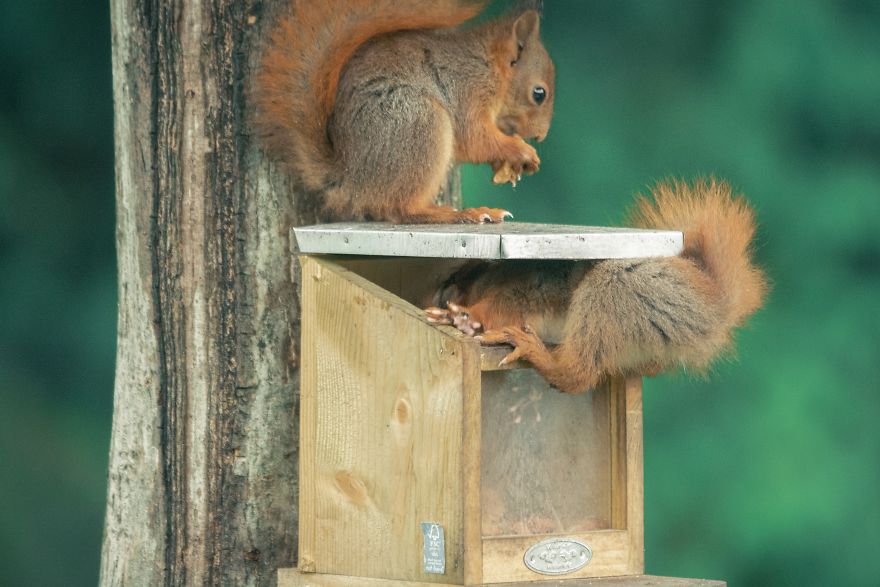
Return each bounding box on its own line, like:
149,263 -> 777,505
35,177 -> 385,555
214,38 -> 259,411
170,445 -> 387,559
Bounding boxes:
101,1 -> 461,586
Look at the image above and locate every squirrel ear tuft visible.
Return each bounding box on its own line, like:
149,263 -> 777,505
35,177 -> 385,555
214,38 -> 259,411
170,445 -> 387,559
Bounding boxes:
513,10 -> 540,46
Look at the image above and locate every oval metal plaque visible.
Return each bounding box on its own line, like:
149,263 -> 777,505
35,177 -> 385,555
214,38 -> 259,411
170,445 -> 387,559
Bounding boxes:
523,538 -> 592,575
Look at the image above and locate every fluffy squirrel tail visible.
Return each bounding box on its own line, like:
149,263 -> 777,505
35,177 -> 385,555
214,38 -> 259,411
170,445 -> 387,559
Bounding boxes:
541,179 -> 767,392
626,177 -> 768,340
255,0 -> 486,190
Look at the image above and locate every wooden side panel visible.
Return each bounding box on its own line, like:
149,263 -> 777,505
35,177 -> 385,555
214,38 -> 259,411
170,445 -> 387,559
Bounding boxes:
299,256 -> 465,584
460,346 -> 483,586
625,377 -> 645,574
610,376 -> 628,529
299,258 -> 319,572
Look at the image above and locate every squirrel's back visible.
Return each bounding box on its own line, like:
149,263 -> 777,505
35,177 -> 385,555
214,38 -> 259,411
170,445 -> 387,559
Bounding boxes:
255,0 -> 486,190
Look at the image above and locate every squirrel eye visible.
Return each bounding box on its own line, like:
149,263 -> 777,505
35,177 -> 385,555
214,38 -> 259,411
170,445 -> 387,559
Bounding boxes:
532,85 -> 547,105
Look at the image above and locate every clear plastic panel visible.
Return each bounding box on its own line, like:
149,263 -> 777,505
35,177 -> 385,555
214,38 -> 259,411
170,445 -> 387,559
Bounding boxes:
480,369 -> 611,537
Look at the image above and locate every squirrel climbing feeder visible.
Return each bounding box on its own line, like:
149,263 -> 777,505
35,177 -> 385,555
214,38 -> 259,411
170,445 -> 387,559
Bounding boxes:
279,222 -> 725,587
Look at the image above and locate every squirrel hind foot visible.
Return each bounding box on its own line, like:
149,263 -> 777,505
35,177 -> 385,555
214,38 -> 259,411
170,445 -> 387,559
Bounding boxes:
457,206 -> 512,224
394,205 -> 511,224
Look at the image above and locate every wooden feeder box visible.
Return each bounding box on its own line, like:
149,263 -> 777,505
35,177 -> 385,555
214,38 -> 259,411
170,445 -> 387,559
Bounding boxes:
280,223 -> 725,587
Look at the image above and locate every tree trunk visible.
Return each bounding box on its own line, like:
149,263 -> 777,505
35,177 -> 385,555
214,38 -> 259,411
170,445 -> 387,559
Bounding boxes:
101,1 -> 461,585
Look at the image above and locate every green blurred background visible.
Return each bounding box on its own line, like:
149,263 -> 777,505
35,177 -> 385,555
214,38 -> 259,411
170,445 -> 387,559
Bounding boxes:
1,0 -> 877,585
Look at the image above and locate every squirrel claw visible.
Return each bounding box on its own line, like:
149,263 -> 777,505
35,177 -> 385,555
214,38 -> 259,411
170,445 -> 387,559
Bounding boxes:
460,206 -> 511,224
424,304 -> 483,336
498,346 -> 524,367
480,326 -> 546,368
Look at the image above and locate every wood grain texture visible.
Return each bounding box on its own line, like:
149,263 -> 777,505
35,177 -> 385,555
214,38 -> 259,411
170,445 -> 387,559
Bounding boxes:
103,1 -> 304,585
624,378 -> 645,574
461,345 -> 484,586
278,569 -> 726,587
294,264 -> 642,586
299,257 -> 319,574
610,378 -> 627,530
299,257 -> 467,584
102,1 -> 464,585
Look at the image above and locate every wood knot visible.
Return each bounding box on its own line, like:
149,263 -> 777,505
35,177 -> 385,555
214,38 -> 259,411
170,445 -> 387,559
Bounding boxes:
393,397 -> 411,425
333,471 -> 370,507
390,396 -> 413,446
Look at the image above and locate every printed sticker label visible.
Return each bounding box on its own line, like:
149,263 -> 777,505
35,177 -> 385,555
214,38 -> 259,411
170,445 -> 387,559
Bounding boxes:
421,522 -> 445,574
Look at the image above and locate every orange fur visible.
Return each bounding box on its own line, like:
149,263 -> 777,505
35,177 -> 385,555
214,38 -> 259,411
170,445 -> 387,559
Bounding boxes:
255,0 -> 486,190
627,178 -> 767,331
433,179 -> 768,393
254,0 -> 556,223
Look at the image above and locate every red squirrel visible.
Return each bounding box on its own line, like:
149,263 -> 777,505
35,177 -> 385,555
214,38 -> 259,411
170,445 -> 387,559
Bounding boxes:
255,0 -> 555,224
426,179 -> 769,393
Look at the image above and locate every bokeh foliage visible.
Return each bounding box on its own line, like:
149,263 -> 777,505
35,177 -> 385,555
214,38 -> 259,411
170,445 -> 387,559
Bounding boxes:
466,2 -> 880,585
1,1 -> 115,586
1,1 -> 878,586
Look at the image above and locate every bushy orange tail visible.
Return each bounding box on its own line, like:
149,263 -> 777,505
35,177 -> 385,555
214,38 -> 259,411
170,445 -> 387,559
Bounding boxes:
519,178 -> 768,393
627,178 -> 768,334
255,0 -> 487,189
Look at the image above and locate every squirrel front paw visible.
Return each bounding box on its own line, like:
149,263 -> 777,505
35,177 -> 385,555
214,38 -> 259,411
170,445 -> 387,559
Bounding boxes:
425,303 -> 483,336
494,142 -> 540,185
492,161 -> 520,186
517,143 -> 541,175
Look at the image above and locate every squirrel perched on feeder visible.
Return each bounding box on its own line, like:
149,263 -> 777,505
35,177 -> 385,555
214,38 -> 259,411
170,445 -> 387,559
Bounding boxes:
426,179 -> 769,393
255,0 -> 555,224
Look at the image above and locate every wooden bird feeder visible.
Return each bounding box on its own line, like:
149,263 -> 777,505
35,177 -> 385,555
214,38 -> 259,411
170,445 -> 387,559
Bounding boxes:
279,223 -> 725,587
